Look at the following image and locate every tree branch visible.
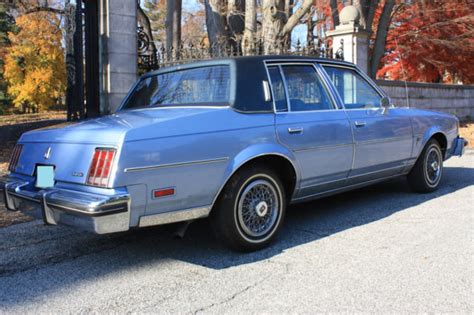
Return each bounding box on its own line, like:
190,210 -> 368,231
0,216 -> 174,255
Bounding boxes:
24,7 -> 65,15
280,0 -> 313,37
369,0 -> 395,78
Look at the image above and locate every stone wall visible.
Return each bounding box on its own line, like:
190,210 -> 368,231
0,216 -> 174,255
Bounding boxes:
377,80 -> 474,120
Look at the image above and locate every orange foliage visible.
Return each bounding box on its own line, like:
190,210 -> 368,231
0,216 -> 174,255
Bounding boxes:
377,0 -> 474,84
4,11 -> 66,112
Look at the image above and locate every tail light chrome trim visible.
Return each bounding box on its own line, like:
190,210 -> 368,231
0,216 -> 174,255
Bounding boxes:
8,144 -> 23,173
86,148 -> 117,187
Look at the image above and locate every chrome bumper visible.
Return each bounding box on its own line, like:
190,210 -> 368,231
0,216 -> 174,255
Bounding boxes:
452,137 -> 468,157
0,177 -> 130,234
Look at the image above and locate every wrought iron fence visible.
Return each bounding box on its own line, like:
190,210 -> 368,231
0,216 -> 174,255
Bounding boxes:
137,27 -> 344,74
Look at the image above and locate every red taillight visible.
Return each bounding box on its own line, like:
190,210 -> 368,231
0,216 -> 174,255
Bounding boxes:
86,148 -> 116,187
8,144 -> 23,173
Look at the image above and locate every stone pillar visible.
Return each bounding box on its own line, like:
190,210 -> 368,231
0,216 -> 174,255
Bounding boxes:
326,5 -> 370,74
99,0 -> 138,114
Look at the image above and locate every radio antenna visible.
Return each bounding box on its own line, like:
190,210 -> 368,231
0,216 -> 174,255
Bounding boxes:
394,36 -> 410,108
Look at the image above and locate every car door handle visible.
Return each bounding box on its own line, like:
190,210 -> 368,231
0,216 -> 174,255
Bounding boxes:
354,121 -> 367,127
288,127 -> 304,134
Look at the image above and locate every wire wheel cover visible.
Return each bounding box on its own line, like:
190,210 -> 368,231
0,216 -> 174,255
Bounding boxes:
237,179 -> 280,238
425,146 -> 442,185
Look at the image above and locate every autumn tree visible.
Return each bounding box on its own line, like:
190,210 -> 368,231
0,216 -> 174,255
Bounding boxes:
0,3 -> 17,114
142,0 -> 167,44
182,10 -> 207,43
4,12 -> 66,112
378,0 -> 474,84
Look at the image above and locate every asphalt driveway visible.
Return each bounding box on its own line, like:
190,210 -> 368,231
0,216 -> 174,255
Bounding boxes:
0,155 -> 472,313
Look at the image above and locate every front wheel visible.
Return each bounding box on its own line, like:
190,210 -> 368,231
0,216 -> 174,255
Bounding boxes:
407,139 -> 444,193
211,165 -> 286,251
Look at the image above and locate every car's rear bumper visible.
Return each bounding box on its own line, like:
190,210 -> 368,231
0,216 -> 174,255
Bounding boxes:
452,137 -> 468,157
0,177 -> 130,234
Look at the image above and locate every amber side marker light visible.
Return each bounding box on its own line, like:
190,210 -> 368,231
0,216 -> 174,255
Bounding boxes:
86,148 -> 116,187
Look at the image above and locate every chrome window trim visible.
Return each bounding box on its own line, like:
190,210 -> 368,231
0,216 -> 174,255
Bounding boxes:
262,63 -> 290,113
264,61 -> 340,114
279,65 -> 292,111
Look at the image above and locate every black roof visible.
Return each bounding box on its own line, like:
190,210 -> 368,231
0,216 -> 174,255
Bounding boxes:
144,55 -> 354,77
141,56 -> 357,113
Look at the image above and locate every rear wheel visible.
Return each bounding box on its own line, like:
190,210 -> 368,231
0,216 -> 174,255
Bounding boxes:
408,139 -> 443,193
211,165 -> 286,251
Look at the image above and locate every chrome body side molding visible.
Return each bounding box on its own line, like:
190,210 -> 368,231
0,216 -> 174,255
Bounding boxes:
138,206 -> 211,227
124,157 -> 229,173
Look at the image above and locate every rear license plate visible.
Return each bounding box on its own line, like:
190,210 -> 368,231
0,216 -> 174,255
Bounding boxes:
36,165 -> 55,188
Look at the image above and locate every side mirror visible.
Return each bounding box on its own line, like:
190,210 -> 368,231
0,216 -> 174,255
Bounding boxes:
380,96 -> 391,114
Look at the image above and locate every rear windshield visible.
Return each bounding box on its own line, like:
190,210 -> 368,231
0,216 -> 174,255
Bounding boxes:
122,65 -> 231,109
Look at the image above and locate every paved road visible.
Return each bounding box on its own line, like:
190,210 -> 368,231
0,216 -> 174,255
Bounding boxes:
0,155 -> 473,313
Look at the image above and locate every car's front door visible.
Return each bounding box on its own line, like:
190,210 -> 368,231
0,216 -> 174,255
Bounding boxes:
266,63 -> 353,200
322,65 -> 413,184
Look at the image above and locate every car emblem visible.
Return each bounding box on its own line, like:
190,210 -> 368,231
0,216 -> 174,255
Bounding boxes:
44,147 -> 52,160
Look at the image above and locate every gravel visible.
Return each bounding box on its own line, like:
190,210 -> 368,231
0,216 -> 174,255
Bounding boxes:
0,154 -> 472,313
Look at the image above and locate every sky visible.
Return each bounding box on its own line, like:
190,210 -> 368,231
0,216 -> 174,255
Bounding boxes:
142,0 -> 307,45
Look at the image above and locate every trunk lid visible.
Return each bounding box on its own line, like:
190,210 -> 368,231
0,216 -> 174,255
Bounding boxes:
15,107 -> 226,185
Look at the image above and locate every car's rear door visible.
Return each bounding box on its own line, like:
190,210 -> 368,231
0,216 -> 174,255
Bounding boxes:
321,64 -> 413,184
266,62 -> 353,200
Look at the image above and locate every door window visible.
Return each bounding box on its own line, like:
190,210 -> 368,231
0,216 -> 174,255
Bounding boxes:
323,66 -> 382,109
267,66 -> 288,112
281,65 -> 334,112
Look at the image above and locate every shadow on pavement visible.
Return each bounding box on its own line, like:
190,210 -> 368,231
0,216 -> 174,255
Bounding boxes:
0,164 -> 473,306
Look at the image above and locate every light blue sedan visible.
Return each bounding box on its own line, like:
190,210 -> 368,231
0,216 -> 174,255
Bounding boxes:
1,56 -> 467,251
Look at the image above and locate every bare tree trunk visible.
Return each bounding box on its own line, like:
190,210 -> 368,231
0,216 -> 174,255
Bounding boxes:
306,11 -> 314,45
228,0 -> 245,37
284,0 -> 294,49
353,0 -> 367,29
227,0 -> 245,53
366,0 -> 379,31
284,0 -> 291,20
329,0 -> 340,27
64,1 -> 76,121
369,0 -> 395,78
165,0 -> 182,59
173,0 -> 182,58
261,0 -> 313,54
205,0 -> 228,55
242,0 -> 257,55
261,0 -> 285,54
166,0 -> 174,51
